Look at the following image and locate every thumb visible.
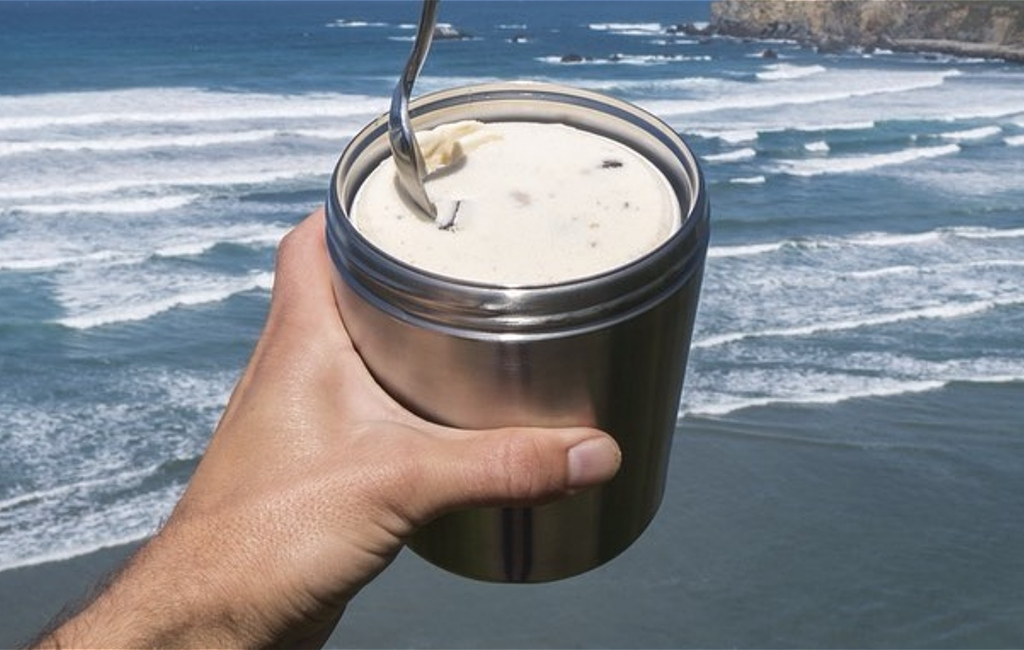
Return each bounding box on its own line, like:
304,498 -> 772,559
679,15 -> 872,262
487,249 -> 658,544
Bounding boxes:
404,427 -> 621,524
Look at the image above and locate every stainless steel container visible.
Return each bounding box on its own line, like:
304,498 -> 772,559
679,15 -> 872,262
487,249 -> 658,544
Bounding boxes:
326,82 -> 709,583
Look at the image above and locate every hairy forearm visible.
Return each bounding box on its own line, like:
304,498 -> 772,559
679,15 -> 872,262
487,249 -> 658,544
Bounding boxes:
33,523 -> 263,649
34,498 -> 349,650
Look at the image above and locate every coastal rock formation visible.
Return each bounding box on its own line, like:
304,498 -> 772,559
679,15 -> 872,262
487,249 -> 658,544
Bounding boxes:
560,53 -> 593,63
710,1 -> 1024,62
433,23 -> 472,40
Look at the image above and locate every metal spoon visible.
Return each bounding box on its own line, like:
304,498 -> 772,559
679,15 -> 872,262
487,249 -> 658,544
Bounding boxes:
389,0 -> 439,223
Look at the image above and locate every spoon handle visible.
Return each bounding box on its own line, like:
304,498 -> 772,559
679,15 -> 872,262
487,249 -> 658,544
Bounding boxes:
388,0 -> 440,221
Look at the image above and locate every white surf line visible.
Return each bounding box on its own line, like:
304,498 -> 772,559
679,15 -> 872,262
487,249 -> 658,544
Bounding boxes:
0,96 -> 385,132
707,224 -> 1024,260
704,147 -> 757,163
0,167 -> 324,202
0,130 -> 277,157
848,258 -> 1024,280
0,466 -> 157,513
692,296 -> 1024,349
707,241 -> 785,258
0,530 -> 154,574
0,126 -> 357,158
0,250 -> 144,272
56,272 -> 275,330
11,194 -> 201,216
774,143 -> 961,177
756,63 -> 827,81
0,227 -> 287,272
939,125 -> 1002,142
640,69 -> 961,117
152,229 -> 289,259
683,379 -> 949,418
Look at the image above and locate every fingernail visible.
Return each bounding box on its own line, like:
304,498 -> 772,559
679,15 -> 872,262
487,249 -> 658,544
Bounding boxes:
567,437 -> 621,489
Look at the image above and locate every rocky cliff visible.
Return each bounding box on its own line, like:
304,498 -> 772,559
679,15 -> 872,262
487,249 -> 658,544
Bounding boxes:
710,1 -> 1024,62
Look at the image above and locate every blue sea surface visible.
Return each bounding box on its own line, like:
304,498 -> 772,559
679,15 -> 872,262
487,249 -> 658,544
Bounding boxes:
2,2 -> 1023,647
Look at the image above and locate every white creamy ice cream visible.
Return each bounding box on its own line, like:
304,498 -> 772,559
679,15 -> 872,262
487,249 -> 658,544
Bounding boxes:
351,120 -> 680,285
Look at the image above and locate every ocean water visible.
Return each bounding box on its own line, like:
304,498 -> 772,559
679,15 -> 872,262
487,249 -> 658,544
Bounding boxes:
2,1 -> 1024,647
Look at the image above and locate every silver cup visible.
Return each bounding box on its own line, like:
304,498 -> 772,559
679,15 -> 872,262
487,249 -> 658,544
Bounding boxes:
326,82 -> 709,582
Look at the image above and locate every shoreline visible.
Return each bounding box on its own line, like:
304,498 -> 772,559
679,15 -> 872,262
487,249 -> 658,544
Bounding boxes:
887,37 -> 1024,64
706,30 -> 1024,65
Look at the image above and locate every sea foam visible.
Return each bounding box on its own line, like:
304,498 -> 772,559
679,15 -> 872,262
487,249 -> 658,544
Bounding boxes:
708,241 -> 785,258
684,357 -> 1024,418
756,63 -> 827,81
940,126 -> 1003,142
0,87 -> 386,132
12,194 -> 200,216
0,161 -> 329,202
685,377 -> 950,418
639,68 -> 960,117
0,129 -> 280,158
775,144 -> 961,177
729,175 -> 767,185
326,19 -> 389,28
692,297 -> 1023,350
705,225 -> 1024,261
588,22 -> 664,35
704,147 -> 757,163
57,271 -> 275,330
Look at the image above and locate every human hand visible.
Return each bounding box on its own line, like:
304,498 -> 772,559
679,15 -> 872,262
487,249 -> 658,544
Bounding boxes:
37,208 -> 621,649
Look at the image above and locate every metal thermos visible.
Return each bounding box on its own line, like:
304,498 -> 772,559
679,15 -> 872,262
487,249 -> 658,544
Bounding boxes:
326,82 -> 709,582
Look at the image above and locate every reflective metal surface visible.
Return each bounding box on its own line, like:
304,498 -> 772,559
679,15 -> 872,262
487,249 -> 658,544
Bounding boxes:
327,82 -> 710,582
